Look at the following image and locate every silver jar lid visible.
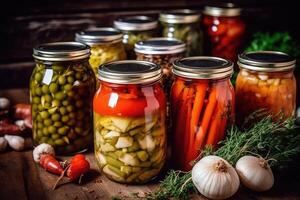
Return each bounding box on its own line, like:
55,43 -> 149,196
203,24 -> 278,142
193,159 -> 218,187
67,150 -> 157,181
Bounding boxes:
98,60 -> 162,84
173,56 -> 233,79
75,28 -> 123,45
238,51 -> 296,72
33,42 -> 90,61
134,37 -> 186,55
159,9 -> 200,24
203,3 -> 241,17
114,16 -> 158,31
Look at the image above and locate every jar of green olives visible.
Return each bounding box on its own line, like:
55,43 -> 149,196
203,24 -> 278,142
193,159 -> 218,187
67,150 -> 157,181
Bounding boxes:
75,28 -> 127,76
159,9 -> 203,56
114,16 -> 158,59
31,42 -> 95,155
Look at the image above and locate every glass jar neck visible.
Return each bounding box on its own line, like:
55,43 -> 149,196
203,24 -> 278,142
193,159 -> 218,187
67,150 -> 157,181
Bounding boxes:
100,80 -> 161,88
175,75 -> 231,83
240,68 -> 294,76
35,58 -> 89,66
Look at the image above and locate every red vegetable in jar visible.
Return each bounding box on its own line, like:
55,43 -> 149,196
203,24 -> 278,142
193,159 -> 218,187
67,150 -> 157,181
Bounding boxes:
202,4 -> 245,62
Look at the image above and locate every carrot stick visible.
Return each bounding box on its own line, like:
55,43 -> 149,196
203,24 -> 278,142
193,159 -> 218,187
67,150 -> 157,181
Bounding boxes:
194,86 -> 217,152
185,82 -> 208,164
206,106 -> 223,145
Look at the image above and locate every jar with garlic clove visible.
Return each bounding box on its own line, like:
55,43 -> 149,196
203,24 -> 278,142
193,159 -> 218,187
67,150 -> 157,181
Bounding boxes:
236,51 -> 296,123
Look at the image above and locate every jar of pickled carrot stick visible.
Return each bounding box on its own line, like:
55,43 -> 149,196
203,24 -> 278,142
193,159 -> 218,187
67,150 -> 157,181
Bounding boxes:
202,4 -> 245,62
171,57 -> 235,171
93,60 -> 167,183
236,51 -> 296,123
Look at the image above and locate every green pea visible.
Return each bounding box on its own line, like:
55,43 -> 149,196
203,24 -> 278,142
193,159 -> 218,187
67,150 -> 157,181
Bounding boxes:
36,115 -> 42,122
62,100 -> 69,106
61,115 -> 69,123
58,126 -> 69,135
75,126 -> 83,134
75,100 -> 84,108
51,113 -> 61,121
42,85 -> 49,94
67,76 -> 75,84
51,134 -> 60,140
43,127 -> 49,136
47,139 -> 55,146
40,111 -> 49,119
54,92 -> 66,100
37,122 -> 43,129
33,97 -> 40,104
54,121 -> 63,127
44,102 -> 51,108
75,72 -> 82,80
40,137 -> 48,143
37,130 -> 43,138
32,104 -> 38,111
52,99 -> 61,107
49,83 -> 58,93
54,139 -> 65,146
44,119 -> 53,126
38,104 -> 44,111
52,65 -> 64,71
35,88 -> 42,96
34,72 -> 43,82
44,94 -> 52,102
48,126 -> 57,134
66,105 -> 74,112
59,107 -> 67,115
58,76 -> 66,85
64,84 -> 72,91
48,107 -> 58,114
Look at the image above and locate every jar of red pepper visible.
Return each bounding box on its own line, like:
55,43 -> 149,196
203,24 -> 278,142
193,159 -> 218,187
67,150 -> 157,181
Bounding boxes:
202,4 -> 245,62
171,57 -> 235,171
93,60 -> 167,183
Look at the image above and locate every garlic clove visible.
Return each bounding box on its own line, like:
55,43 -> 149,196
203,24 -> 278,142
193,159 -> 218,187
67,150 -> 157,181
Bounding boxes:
0,137 -> 8,151
4,135 -> 25,151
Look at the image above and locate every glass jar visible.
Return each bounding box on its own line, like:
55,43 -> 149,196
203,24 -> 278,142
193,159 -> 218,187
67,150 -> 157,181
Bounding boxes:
171,57 -> 235,171
30,42 -> 95,155
94,60 -> 166,183
135,37 -> 186,92
75,28 -> 126,76
114,16 -> 158,59
159,9 -> 203,56
236,51 -> 296,123
202,4 -> 245,62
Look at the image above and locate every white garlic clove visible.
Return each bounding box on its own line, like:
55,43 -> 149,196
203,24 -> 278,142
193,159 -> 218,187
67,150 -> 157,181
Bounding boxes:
0,137 -> 8,151
236,155 -> 274,192
4,135 -> 25,151
0,97 -> 10,110
33,143 -> 55,163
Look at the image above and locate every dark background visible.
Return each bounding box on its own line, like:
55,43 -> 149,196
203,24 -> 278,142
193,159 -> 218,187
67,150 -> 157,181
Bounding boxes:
0,0 -> 299,89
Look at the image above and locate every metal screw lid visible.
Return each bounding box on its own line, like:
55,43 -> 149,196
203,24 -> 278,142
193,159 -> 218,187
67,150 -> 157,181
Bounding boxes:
98,60 -> 162,84
134,37 -> 186,55
173,56 -> 233,79
159,9 -> 200,24
238,51 -> 296,72
33,42 -> 90,61
114,16 -> 158,31
75,27 -> 123,45
203,3 -> 242,17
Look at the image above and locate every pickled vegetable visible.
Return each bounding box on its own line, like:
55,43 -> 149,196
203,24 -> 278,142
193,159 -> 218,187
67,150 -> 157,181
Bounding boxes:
236,69 -> 296,122
89,42 -> 126,75
30,61 -> 95,155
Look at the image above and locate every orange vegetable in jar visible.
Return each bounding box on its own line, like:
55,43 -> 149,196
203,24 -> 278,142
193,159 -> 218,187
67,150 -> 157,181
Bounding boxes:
236,51 -> 296,123
202,4 -> 245,62
171,57 -> 235,171
93,60 -> 167,184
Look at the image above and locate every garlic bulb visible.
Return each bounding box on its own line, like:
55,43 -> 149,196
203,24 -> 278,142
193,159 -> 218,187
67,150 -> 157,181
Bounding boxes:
192,155 -> 240,199
236,155 -> 274,192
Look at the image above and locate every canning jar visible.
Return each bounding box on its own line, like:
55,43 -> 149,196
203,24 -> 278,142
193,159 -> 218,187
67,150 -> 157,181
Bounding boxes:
202,4 -> 245,62
31,42 -> 95,155
135,37 -> 186,92
114,16 -> 158,59
171,57 -> 235,171
159,9 -> 203,56
94,60 -> 166,183
236,51 -> 296,123
75,28 -> 126,76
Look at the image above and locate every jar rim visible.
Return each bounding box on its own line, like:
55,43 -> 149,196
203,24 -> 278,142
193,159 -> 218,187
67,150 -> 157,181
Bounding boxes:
172,56 -> 233,79
33,42 -> 90,61
238,51 -> 296,72
75,27 -> 123,45
203,4 -> 242,17
159,9 -> 200,24
98,60 -> 162,84
114,16 -> 158,31
134,37 -> 186,55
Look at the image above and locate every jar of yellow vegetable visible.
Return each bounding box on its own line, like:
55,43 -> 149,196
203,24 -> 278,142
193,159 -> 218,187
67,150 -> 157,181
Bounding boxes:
236,51 -> 296,123
75,28 -> 127,76
93,60 -> 166,183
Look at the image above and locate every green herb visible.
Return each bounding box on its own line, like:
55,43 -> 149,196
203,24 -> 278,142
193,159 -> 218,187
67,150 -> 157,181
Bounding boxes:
133,114 -> 300,200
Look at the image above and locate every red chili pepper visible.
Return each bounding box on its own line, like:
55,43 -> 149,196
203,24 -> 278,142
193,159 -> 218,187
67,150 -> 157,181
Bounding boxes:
13,104 -> 31,119
39,154 -> 64,175
67,154 -> 90,181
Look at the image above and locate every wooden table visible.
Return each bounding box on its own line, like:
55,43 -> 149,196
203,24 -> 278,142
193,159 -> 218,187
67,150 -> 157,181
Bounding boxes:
1,89 -> 300,200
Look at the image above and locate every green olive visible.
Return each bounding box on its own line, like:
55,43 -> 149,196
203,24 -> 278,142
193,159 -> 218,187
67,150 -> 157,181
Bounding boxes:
51,113 -> 61,121
44,94 -> 52,102
61,115 -> 69,123
42,127 -> 49,136
54,139 -> 65,146
40,111 -> 49,119
59,107 -> 67,115
33,97 -> 40,104
58,76 -> 66,85
51,134 -> 60,140
37,130 -> 43,138
62,100 -> 69,106
48,126 -> 57,134
42,85 -> 49,94
55,92 -> 66,100
64,84 -> 72,91
37,122 -> 43,129
49,83 -> 59,93
53,121 -> 63,128
58,126 -> 68,135
38,104 -> 44,111
34,72 -> 43,82
67,76 -> 75,84
35,88 -> 42,96
44,119 -> 53,126
36,114 -> 42,122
